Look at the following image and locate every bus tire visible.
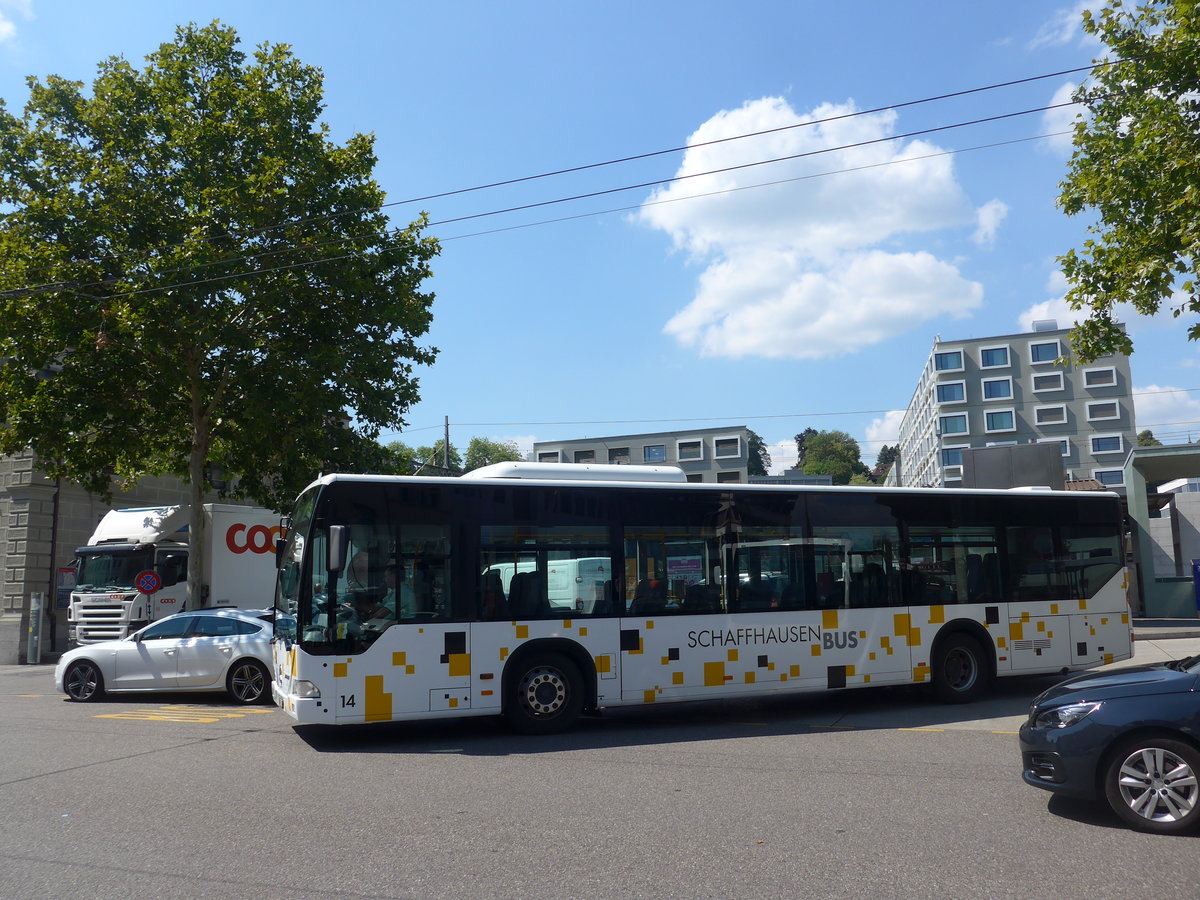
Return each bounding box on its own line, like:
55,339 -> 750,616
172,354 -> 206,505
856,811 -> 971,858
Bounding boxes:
226,659 -> 271,705
504,652 -> 584,735
931,633 -> 990,703
64,660 -> 105,702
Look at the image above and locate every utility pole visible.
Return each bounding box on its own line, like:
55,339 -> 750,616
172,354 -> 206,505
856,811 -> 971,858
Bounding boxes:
444,416 -> 450,471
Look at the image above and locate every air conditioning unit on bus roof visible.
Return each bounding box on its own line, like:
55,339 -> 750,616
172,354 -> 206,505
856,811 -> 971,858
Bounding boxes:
462,462 -> 688,483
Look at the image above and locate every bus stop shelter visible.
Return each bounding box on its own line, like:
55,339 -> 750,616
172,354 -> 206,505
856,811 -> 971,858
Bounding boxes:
1124,444 -> 1200,618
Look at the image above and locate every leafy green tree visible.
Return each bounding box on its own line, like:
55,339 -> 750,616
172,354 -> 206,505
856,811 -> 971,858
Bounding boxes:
0,23 -> 438,606
872,444 -> 898,482
1057,0 -> 1200,359
1137,429 -> 1164,447
746,429 -> 771,477
415,440 -> 462,474
802,430 -> 869,485
464,437 -> 523,472
793,427 -> 818,467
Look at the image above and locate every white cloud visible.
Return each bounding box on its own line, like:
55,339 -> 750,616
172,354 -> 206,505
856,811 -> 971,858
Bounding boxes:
865,409 -> 905,447
1133,385 -> 1200,440
767,439 -> 798,476
972,199 -> 1009,247
1018,296 -> 1085,332
1028,2 -> 1102,50
0,1 -> 32,44
640,96 -> 987,360
664,248 -> 981,359
1042,81 -> 1083,154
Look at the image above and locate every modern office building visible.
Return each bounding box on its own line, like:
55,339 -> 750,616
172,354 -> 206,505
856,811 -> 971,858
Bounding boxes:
532,426 -> 751,483
886,321 -> 1137,490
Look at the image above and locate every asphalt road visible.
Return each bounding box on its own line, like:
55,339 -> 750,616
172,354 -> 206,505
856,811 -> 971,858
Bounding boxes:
2,640 -> 1198,900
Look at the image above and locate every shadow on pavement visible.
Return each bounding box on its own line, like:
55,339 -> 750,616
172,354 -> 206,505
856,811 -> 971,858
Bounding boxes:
293,671 -> 1069,756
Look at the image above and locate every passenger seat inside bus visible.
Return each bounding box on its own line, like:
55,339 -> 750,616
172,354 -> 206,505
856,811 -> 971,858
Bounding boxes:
508,571 -> 549,619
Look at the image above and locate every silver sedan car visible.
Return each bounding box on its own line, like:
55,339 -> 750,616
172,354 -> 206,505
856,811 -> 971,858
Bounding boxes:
55,608 -> 274,704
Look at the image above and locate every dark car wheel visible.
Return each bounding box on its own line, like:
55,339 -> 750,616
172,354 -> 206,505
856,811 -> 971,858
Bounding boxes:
1103,736 -> 1200,834
226,659 -> 270,705
503,652 -> 584,735
931,633 -> 990,703
64,660 -> 105,702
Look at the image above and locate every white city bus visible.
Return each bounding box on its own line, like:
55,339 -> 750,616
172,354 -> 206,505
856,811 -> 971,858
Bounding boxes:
271,463 -> 1132,734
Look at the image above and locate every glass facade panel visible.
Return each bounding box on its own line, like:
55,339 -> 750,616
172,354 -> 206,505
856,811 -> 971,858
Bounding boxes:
937,382 -> 965,403
934,351 -> 963,371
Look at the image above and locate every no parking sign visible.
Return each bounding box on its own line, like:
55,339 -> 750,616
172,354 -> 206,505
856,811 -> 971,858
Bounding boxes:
135,570 -> 162,594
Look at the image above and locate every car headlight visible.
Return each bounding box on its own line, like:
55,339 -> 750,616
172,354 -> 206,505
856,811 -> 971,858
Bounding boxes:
1033,701 -> 1103,729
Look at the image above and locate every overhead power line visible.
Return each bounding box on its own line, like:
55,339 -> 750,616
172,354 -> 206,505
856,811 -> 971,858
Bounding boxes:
4,58 -> 1113,298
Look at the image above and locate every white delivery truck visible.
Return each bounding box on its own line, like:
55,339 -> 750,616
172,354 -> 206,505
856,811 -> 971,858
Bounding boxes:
67,504 -> 283,645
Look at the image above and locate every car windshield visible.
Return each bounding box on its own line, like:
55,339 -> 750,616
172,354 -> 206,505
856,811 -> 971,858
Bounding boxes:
75,548 -> 155,591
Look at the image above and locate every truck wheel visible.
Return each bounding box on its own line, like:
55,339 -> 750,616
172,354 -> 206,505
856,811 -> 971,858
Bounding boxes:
503,652 -> 584,735
64,661 -> 105,702
226,660 -> 270,704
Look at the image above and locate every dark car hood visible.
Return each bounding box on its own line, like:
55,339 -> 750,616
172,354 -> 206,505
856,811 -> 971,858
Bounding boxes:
1034,664 -> 1199,706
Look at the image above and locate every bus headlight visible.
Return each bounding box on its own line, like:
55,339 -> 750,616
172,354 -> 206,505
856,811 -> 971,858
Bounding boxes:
292,680 -> 321,699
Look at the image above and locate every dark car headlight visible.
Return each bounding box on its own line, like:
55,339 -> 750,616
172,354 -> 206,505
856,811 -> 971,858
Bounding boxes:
1032,701 -> 1103,729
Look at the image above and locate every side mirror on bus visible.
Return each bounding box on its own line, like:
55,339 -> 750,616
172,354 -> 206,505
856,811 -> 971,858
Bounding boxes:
327,525 -> 349,575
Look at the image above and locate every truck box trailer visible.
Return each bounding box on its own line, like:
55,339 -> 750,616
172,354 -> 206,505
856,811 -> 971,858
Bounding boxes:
68,504 -> 282,644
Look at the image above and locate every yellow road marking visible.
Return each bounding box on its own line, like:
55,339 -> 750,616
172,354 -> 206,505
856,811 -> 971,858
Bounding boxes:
95,704 -> 276,723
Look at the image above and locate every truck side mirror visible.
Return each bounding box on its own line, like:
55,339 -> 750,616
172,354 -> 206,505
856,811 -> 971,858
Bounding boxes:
327,525 -> 349,574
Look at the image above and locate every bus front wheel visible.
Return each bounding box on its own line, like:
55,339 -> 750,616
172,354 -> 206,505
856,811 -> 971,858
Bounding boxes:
931,633 -> 990,703
504,652 -> 584,735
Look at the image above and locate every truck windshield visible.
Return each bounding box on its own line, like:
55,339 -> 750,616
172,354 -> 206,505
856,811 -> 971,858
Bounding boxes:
75,548 -> 155,591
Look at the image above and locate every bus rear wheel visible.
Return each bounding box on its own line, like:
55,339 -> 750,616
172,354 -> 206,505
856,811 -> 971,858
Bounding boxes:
931,633 -> 990,703
504,652 -> 584,735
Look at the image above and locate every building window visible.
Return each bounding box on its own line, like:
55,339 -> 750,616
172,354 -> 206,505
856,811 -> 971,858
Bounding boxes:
1034,405 -> 1067,425
1087,401 -> 1120,421
981,376 -> 1012,400
643,445 -> 666,463
1032,372 -> 1064,392
573,450 -> 595,463
1030,340 -> 1060,364
713,436 -> 742,458
1083,367 -> 1117,388
677,439 -> 704,461
1090,434 -> 1124,455
1038,438 -> 1071,458
608,447 -> 630,465
685,474 -> 703,483
941,445 -> 968,467
934,350 -> 964,372
939,414 -> 968,436
537,451 -> 561,463
936,381 -> 966,404
985,409 -> 1015,433
1094,469 -> 1125,487
980,345 -> 1010,369
716,471 -> 741,483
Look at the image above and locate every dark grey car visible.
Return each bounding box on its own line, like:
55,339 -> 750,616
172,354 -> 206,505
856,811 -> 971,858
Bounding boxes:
1019,655 -> 1200,834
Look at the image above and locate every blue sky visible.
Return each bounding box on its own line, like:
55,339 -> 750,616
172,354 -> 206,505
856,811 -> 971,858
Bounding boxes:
3,1 -> 1197,473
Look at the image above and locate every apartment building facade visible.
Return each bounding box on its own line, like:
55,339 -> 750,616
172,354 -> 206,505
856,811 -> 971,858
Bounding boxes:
532,426 -> 751,483
886,322 -> 1137,490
